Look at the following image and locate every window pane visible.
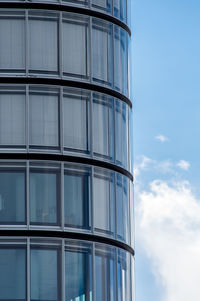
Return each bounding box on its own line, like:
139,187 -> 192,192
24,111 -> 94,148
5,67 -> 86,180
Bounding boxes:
29,91 -> 59,147
114,27 -> 128,95
0,247 -> 26,300
116,175 -> 129,242
63,90 -> 89,152
31,248 -> 59,301
30,170 -> 59,225
0,92 -> 25,145
114,0 -> 127,22
64,170 -> 89,229
63,16 -> 89,78
115,100 -> 128,168
95,245 -> 115,301
92,19 -> 112,85
0,15 -> 25,70
29,14 -> 58,72
93,169 -> 114,234
93,94 -> 114,159
0,170 -> 25,223
92,0 -> 111,13
118,250 -> 131,301
65,244 -> 92,301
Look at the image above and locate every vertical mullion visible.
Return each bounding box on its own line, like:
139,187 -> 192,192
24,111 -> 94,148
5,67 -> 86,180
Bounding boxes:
92,242 -> 96,301
114,173 -> 117,240
26,85 -> 29,152
91,166 -> 94,234
61,162 -> 65,231
59,12 -> 63,78
60,86 -> 64,154
90,91 -> 93,159
27,237 -> 30,301
89,17 -> 92,84
61,238 -> 65,301
26,160 -> 30,229
25,10 -> 28,77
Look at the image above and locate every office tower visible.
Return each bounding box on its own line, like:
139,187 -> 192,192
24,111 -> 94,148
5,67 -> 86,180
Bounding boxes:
0,0 -> 134,300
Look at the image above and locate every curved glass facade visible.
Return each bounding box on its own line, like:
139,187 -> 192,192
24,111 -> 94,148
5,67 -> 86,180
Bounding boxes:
0,1 -> 133,301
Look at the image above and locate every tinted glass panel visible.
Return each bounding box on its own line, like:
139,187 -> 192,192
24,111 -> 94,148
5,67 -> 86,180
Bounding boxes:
65,245 -> 92,301
31,248 -> 59,301
93,94 -> 114,159
114,0 -> 127,21
0,92 -> 25,145
92,19 -> 112,86
30,169 -> 59,225
64,170 -> 89,229
114,27 -> 127,95
95,245 -> 115,301
0,14 -> 25,71
63,90 -> 89,152
118,250 -> 131,301
92,0 -> 111,13
63,15 -> 89,78
0,247 -> 26,300
115,100 -> 128,168
29,13 -> 58,72
0,170 -> 25,224
29,90 -> 59,147
93,169 -> 114,234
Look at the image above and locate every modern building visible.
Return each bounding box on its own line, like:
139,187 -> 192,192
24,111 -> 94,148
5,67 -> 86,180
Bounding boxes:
0,0 -> 134,300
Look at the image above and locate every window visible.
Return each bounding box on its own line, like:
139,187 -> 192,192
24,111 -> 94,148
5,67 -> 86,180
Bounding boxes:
63,15 -> 89,78
29,12 -> 58,73
0,12 -> 25,72
95,245 -> 115,301
65,242 -> 92,301
93,168 -> 114,235
0,169 -> 26,224
29,88 -> 59,148
64,166 -> 90,229
92,19 -> 113,86
115,99 -> 128,168
114,26 -> 128,95
114,0 -> 127,22
0,247 -> 26,300
31,248 -> 60,301
63,89 -> 89,152
30,167 -> 60,225
93,93 -> 114,159
116,174 -> 129,242
117,250 -> 131,301
92,0 -> 111,13
0,88 -> 25,146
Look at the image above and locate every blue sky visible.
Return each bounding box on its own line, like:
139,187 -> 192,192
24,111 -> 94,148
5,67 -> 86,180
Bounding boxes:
131,0 -> 200,300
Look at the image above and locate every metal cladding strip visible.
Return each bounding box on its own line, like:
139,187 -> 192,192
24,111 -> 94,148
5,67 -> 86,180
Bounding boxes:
0,77 -> 132,108
0,229 -> 135,256
0,2 -> 131,36
0,153 -> 134,181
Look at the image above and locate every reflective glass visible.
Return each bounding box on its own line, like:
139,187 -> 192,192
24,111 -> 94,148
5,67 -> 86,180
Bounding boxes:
64,168 -> 90,229
114,0 -> 127,22
0,91 -> 25,146
95,245 -> 115,301
0,169 -> 25,224
93,168 -> 114,234
92,19 -> 113,86
0,13 -> 25,71
63,89 -> 89,152
31,248 -> 59,301
93,93 -> 114,159
62,0 -> 88,6
0,247 -> 26,300
29,13 -> 58,73
65,244 -> 92,301
116,174 -> 129,242
63,15 -> 89,78
29,89 -> 59,147
30,169 -> 60,225
92,0 -> 112,13
114,27 -> 128,95
118,250 -> 131,301
115,99 -> 128,168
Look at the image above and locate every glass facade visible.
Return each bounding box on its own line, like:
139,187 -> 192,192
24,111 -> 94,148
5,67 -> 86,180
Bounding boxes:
0,1 -> 133,301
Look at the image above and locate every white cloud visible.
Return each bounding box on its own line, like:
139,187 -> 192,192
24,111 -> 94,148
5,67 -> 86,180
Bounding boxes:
176,160 -> 190,171
136,179 -> 200,301
134,155 -> 153,177
155,135 -> 168,143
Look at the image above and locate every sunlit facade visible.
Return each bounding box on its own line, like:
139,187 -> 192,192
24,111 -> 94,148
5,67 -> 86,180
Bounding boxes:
0,0 -> 134,300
